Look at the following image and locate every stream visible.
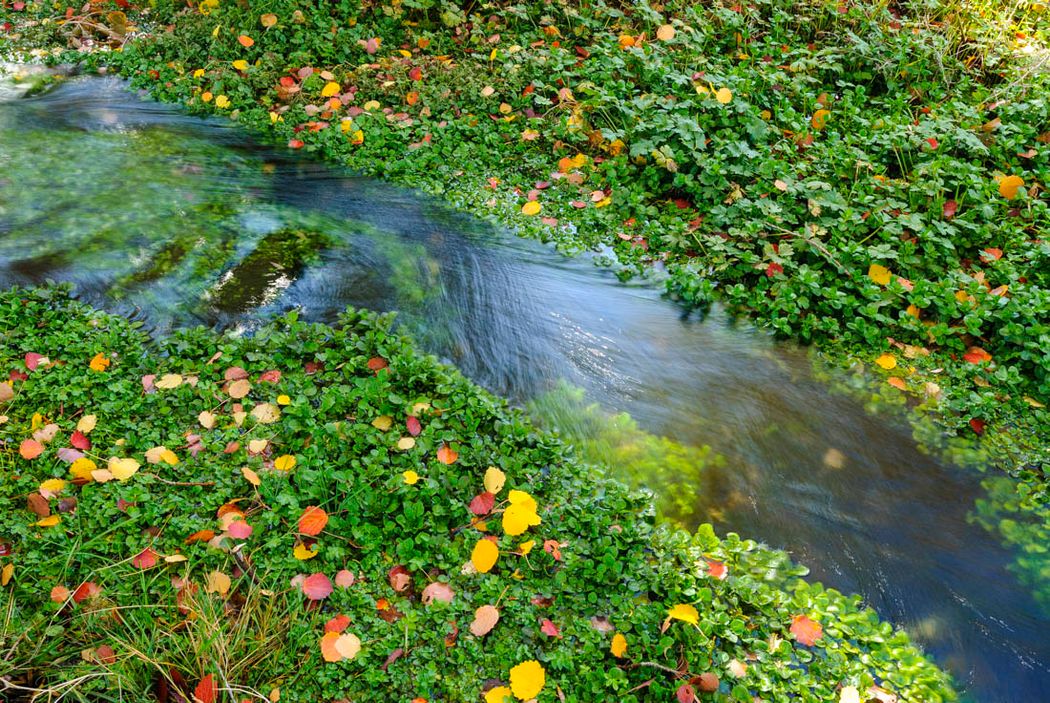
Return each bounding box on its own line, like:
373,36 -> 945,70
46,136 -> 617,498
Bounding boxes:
1,73 -> 1048,702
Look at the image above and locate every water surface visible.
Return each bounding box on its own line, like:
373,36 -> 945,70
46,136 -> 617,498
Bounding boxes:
1,75 -> 1048,702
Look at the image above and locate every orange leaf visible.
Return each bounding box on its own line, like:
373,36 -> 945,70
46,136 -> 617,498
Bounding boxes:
298,506 -> 328,536
320,631 -> 343,662
436,443 -> 458,464
963,346 -> 992,364
998,175 -> 1024,199
19,439 -> 44,460
811,109 -> 830,130
790,615 -> 823,646
237,34 -> 254,47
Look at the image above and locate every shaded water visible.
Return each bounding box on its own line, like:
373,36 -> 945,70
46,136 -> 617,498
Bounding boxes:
2,75 -> 1048,702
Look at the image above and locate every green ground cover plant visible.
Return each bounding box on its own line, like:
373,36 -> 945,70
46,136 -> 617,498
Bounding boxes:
0,287 -> 955,701
4,0 -> 1044,496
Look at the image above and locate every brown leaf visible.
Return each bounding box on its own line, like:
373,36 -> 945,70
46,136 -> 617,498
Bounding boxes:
470,604 -> 499,636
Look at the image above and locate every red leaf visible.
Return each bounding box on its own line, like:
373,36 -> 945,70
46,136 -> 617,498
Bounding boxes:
765,262 -> 783,278
408,66 -> 422,81
676,683 -> 696,703
406,416 -> 421,436
288,139 -> 305,149
132,548 -> 159,569
73,581 -> 100,603
25,352 -> 44,370
259,369 -> 282,383
367,356 -> 388,372
790,614 -> 823,646
926,137 -> 939,150
279,76 -> 296,88
227,521 -> 252,539
969,418 -> 986,435
302,573 -> 333,600
70,431 -> 91,450
194,674 -> 217,703
981,247 -> 1003,262
706,560 -> 727,580
540,618 -> 561,638
543,539 -> 563,561
469,492 -> 496,515
942,199 -> 957,219
325,614 -> 351,633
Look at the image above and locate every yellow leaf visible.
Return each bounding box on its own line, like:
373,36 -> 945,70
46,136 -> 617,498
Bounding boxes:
667,603 -> 699,625
484,467 -> 506,494
867,263 -> 892,285
205,571 -> 231,596
875,354 -> 897,370
248,439 -> 268,453
509,660 -> 545,701
471,539 -> 499,573
193,68 -> 206,78
274,455 -> 296,471
156,373 -> 183,389
521,201 -> 541,216
363,100 -> 380,111
397,437 -> 416,450
35,515 -> 61,527
251,403 -> 281,424
656,24 -> 675,41
109,457 -> 140,481
1,563 -> 13,586
232,59 -> 248,71
998,174 -> 1024,199
242,467 -> 261,486
260,13 -> 277,28
294,543 -> 319,560
372,415 -> 393,430
215,95 -> 230,109
611,633 -> 628,658
76,414 -> 97,434
321,81 -> 341,98
485,686 -> 513,703
70,458 -> 97,481
199,410 -> 217,429
228,379 -> 251,398
164,554 -> 188,563
906,304 -> 920,318
518,540 -> 534,556
39,478 -> 66,494
715,87 -> 733,104
89,353 -> 111,372
277,394 -> 291,405
403,470 -> 420,485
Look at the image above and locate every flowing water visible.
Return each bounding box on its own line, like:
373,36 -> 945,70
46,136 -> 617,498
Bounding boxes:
1,73 -> 1048,702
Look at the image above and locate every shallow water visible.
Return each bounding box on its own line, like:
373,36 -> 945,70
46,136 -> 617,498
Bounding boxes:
1,75 -> 1048,702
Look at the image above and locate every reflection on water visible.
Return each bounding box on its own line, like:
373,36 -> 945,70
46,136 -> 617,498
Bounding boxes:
2,75 -> 1049,703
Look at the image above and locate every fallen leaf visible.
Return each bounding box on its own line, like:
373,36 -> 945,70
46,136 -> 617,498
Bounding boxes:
205,571 -> 231,596
303,573 -> 333,600
471,538 -> 499,573
509,660 -> 545,701
790,614 -> 823,645
667,603 -> 699,625
421,581 -> 455,605
470,604 -> 500,636
611,633 -> 627,658
299,506 -> 328,535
